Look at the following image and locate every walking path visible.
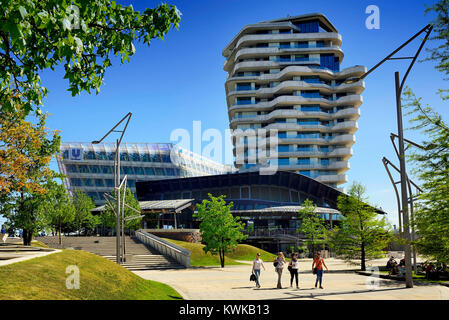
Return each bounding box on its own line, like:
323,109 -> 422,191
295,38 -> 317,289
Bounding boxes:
134,258 -> 449,300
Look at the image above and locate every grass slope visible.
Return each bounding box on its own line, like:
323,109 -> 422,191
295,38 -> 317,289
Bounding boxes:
0,250 -> 182,300
164,239 -> 276,266
163,238 -> 245,266
226,244 -> 277,262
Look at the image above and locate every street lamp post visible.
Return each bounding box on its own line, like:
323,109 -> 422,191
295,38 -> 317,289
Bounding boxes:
92,112 -> 132,264
345,24 -> 433,288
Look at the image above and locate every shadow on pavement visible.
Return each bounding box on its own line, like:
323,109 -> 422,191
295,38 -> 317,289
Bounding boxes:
270,287 -> 407,300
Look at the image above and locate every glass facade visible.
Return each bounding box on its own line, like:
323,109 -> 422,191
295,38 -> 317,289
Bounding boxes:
57,142 -> 232,205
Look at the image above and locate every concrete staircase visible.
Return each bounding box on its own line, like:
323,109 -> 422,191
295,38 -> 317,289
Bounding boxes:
38,235 -> 185,270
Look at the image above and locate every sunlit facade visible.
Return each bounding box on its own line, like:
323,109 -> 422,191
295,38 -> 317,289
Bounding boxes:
223,13 -> 366,188
57,142 -> 232,205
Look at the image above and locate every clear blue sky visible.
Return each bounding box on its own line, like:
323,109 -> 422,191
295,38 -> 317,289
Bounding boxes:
3,0 -> 447,228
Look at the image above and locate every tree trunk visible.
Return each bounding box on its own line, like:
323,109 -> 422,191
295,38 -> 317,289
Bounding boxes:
361,241 -> 366,271
220,249 -> 225,268
59,223 -> 62,245
23,229 -> 32,246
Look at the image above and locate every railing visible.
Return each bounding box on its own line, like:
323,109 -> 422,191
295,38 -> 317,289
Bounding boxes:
135,230 -> 191,268
243,228 -> 300,237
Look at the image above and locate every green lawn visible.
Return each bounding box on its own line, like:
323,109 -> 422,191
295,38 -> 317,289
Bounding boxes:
0,249 -> 182,300
163,238 -> 276,266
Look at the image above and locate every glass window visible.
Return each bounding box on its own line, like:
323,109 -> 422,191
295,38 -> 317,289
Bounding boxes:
102,166 -> 113,174
85,151 -> 96,160
134,167 -> 144,175
66,165 -> 77,173
130,153 -> 140,161
83,178 -> 93,187
120,153 -> 130,161
144,167 -> 155,175
127,180 -> 136,188
155,168 -> 165,176
96,152 -> 108,160
70,178 -> 82,187
95,179 -> 104,187
105,179 -> 114,187
90,166 -> 100,174
123,167 -> 134,175
141,153 -> 151,162
78,165 -> 89,173
151,153 -> 161,162
241,186 -> 249,199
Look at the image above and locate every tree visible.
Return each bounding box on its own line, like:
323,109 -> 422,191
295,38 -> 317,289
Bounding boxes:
41,180 -> 75,245
297,199 -> 327,257
424,0 -> 449,97
328,182 -> 392,271
402,89 -> 449,264
102,188 -> 142,232
0,108 -> 60,245
0,0 -> 181,114
193,194 -> 247,268
72,190 -> 95,235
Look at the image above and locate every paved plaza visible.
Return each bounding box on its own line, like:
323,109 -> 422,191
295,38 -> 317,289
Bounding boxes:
135,258 -> 449,300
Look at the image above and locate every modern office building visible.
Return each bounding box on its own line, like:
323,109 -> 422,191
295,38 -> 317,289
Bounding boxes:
223,13 -> 366,188
136,171 -> 385,252
57,142 -> 232,205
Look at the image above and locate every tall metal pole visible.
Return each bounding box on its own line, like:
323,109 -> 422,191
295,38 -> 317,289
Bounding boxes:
116,139 -> 121,264
395,71 -> 413,288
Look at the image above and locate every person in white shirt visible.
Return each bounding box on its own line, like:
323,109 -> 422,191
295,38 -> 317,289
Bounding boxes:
252,253 -> 265,288
288,252 -> 300,289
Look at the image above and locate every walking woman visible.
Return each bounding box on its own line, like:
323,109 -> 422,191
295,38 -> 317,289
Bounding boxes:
312,251 -> 328,289
274,252 -> 286,289
288,253 -> 300,289
252,253 -> 265,288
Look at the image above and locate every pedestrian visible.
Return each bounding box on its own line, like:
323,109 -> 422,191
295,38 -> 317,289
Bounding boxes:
274,252 -> 286,289
252,253 -> 265,288
312,251 -> 328,289
288,252 -> 300,289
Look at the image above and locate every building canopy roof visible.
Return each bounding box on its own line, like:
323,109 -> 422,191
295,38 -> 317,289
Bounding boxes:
91,199 -> 195,214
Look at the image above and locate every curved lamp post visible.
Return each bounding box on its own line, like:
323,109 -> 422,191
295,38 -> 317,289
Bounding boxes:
345,24 -> 433,288
92,112 -> 132,264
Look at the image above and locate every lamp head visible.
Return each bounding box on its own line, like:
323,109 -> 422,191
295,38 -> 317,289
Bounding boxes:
91,140 -> 100,144
344,77 -> 361,84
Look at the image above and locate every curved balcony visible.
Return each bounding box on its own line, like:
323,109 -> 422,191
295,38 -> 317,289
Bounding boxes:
226,65 -> 366,84
226,80 -> 365,99
277,147 -> 352,158
316,174 -> 348,184
225,32 -> 342,59
225,46 -> 344,72
228,94 -> 363,113
229,107 -> 360,126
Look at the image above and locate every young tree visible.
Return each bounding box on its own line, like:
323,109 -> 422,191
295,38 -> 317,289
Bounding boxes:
403,90 -> 449,264
42,181 -> 75,245
297,199 -> 327,257
424,0 -> 449,97
103,188 -> 142,232
0,109 -> 60,245
328,182 -> 392,271
194,194 -> 247,268
0,0 -> 181,114
72,190 -> 95,235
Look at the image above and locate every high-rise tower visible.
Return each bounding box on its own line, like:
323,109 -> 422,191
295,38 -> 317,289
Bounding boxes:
223,13 -> 365,188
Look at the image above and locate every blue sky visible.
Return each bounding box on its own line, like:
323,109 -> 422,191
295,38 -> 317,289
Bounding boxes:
2,0 -> 447,228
